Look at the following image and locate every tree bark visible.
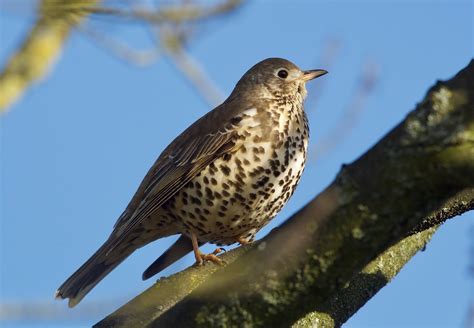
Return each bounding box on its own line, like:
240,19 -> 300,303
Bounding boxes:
96,60 -> 474,327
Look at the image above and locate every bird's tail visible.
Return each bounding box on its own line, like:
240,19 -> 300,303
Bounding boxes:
142,234 -> 200,280
55,236 -> 133,308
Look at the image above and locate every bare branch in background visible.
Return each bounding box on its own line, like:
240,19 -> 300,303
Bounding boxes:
310,59 -> 379,161
157,26 -> 225,106
72,0 -> 243,24
78,23 -> 162,66
0,0 -> 244,113
0,299 -> 121,322
0,0 -> 98,112
305,37 -> 342,110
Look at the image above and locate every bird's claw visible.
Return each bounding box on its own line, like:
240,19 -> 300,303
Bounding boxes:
195,248 -> 227,267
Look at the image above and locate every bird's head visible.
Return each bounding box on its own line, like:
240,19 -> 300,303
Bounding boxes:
233,58 -> 327,101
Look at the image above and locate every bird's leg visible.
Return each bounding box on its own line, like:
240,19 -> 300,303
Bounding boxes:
191,232 -> 224,266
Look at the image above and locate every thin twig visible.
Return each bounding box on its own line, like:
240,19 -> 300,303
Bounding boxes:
158,26 -> 225,107
41,0 -> 243,24
306,38 -> 342,111
78,23 -> 162,66
310,59 -> 379,161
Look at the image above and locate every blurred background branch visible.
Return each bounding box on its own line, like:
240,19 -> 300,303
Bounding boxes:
310,57 -> 379,161
0,0 -> 243,112
0,0 -> 98,112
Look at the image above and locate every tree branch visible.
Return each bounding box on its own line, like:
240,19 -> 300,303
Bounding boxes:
96,60 -> 474,327
0,0 -> 98,112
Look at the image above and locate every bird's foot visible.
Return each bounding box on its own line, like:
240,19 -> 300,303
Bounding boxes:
191,232 -> 226,267
195,248 -> 226,266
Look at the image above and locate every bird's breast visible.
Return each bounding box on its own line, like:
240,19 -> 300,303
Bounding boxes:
167,103 -> 309,245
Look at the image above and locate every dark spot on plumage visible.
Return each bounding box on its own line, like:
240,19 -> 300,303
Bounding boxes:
253,155 -> 261,162
205,187 -> 213,198
215,191 -> 222,199
235,157 -> 243,167
220,164 -> 231,176
230,116 -> 242,125
203,176 -> 209,185
188,212 -> 196,219
243,158 -> 250,166
222,190 -> 231,197
182,198 -> 188,205
235,175 -> 245,185
222,182 -> 230,190
209,162 -> 217,171
220,205 -> 227,212
222,153 -> 231,161
273,170 -> 281,177
196,189 -> 203,198
249,193 -> 257,200
191,197 -> 201,205
203,209 -> 210,215
218,211 -> 225,218
211,178 -> 218,185
235,193 -> 245,202
284,151 -> 290,166
205,199 -> 213,207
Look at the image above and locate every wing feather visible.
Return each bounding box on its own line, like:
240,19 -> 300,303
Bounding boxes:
109,129 -> 238,251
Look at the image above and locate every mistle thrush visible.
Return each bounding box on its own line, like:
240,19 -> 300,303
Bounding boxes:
56,58 -> 327,307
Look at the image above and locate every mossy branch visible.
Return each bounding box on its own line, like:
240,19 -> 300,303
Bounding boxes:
95,60 -> 474,327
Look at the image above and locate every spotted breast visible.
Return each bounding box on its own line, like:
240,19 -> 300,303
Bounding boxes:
164,96 -> 309,246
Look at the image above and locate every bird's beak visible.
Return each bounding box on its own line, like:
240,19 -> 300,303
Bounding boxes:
302,69 -> 328,82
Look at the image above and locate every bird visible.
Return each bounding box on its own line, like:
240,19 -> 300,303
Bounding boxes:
55,58 -> 327,307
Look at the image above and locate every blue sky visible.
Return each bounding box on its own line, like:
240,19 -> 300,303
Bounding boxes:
1,0 -> 473,326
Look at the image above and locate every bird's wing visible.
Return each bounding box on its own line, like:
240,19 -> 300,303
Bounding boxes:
108,107 -> 241,251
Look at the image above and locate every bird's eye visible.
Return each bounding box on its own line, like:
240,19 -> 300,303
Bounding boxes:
277,69 -> 289,79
